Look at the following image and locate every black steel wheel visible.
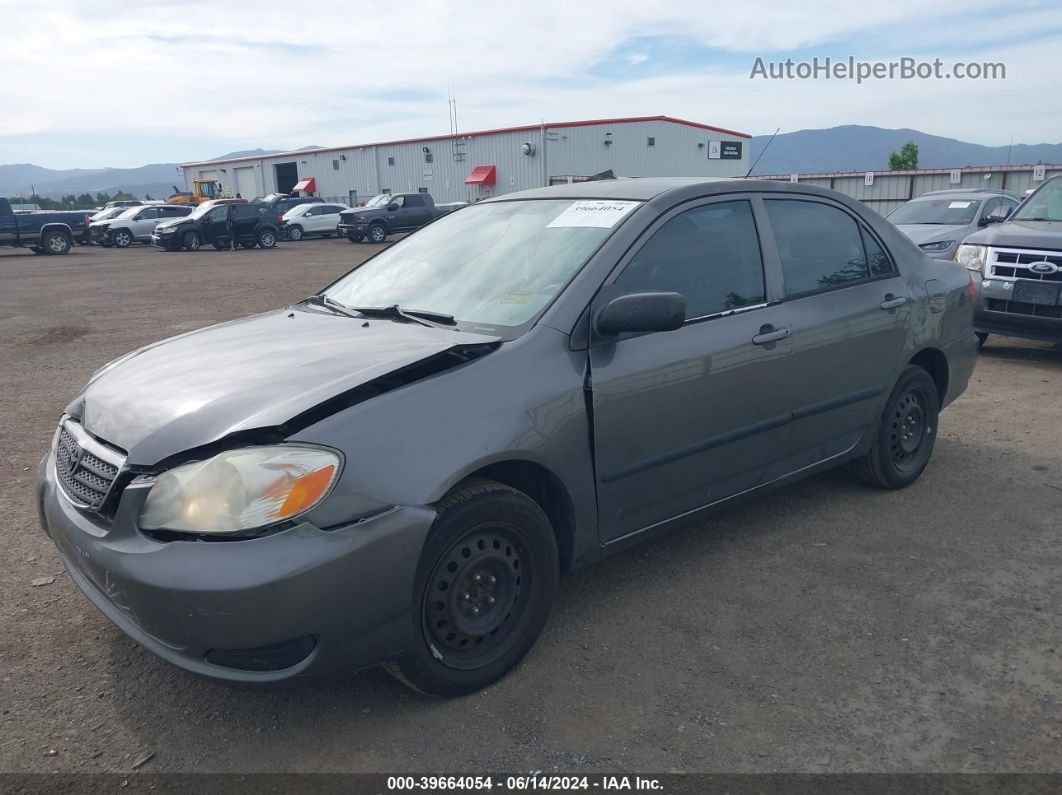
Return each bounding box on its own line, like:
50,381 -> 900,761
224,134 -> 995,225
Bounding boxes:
852,365 -> 939,489
388,479 -> 558,696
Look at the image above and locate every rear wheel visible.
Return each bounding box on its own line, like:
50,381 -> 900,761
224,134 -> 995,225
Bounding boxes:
43,231 -> 71,255
976,332 -> 989,349
257,229 -> 277,248
387,480 -> 558,696
183,231 -> 201,251
287,224 -> 303,241
852,365 -> 940,489
112,229 -> 133,248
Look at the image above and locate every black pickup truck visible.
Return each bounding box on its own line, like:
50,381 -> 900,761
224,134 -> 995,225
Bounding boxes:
338,192 -> 465,243
0,198 -> 90,255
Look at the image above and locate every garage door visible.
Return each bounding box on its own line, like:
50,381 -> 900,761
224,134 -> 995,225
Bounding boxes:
234,167 -> 257,199
198,170 -> 218,181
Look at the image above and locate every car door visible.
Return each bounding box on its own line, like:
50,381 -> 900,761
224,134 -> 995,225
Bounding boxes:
400,195 -> 430,229
130,207 -> 159,239
761,197 -> 912,466
202,205 -> 230,242
317,204 -> 343,233
306,205 -> 329,233
588,197 -> 796,543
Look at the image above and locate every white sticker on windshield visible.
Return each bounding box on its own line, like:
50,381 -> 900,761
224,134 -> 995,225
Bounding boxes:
547,200 -> 639,229
948,201 -> 973,208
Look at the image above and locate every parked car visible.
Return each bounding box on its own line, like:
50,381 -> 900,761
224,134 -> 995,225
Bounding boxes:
338,192 -> 464,243
887,189 -> 1020,260
281,202 -> 349,241
37,179 -> 976,695
91,204 -> 194,248
0,198 -> 90,254
253,193 -> 324,237
101,199 -> 145,211
958,174 -> 1062,346
151,200 -> 277,251
88,207 -> 132,224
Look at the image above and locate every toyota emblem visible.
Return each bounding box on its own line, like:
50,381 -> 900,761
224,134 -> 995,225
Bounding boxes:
63,443 -> 82,473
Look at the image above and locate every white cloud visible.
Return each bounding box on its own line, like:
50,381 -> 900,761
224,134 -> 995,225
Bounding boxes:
0,0 -> 1059,167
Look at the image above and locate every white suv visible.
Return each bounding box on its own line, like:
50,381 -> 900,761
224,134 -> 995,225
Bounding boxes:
95,205 -> 194,248
281,203 -> 349,240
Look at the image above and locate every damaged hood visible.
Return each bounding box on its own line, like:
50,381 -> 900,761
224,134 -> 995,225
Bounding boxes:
68,308 -> 499,465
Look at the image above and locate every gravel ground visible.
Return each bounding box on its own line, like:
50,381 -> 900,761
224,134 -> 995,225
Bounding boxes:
1,241 -> 1060,774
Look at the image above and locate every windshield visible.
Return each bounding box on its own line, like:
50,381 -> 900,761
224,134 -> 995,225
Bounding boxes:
325,198 -> 640,330
364,193 -> 392,208
888,198 -> 980,225
187,201 -> 221,220
1013,177 -> 1062,221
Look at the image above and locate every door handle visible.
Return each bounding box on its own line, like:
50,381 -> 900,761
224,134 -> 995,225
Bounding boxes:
880,294 -> 909,310
752,325 -> 791,345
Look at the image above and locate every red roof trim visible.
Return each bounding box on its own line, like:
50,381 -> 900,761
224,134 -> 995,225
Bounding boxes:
181,115 -> 752,167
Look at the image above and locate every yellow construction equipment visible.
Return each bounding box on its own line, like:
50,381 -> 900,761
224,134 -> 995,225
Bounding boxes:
165,180 -> 225,205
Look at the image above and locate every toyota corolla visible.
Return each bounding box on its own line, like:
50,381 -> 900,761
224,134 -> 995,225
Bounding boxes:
37,179 -> 978,695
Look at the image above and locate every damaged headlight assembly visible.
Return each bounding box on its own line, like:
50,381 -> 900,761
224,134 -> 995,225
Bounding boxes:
139,445 -> 341,535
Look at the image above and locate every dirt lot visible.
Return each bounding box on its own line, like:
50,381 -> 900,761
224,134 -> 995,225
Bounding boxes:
1,240 -> 1060,774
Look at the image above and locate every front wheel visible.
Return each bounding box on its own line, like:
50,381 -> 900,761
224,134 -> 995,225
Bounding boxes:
387,480 -> 558,697
183,231 -> 201,251
347,233 -> 363,244
43,231 -> 71,255
112,229 -> 133,248
287,224 -> 303,241
851,365 -> 940,489
257,229 -> 277,248
368,223 -> 387,244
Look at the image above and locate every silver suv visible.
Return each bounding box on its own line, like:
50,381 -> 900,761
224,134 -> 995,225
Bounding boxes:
888,189 -> 1020,260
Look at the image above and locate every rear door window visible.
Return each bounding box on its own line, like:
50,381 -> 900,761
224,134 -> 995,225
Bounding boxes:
764,199 -> 872,296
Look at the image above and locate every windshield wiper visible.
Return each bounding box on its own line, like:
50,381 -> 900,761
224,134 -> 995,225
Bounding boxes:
300,294 -> 361,318
346,304 -> 457,328
1017,217 -> 1059,222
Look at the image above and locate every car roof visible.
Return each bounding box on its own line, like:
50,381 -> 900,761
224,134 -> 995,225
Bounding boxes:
914,189 -> 1018,200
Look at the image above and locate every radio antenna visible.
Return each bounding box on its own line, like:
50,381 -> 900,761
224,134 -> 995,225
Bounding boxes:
745,127 -> 780,178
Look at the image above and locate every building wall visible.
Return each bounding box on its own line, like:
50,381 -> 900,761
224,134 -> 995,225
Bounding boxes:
183,119 -> 750,204
759,164 -> 1062,216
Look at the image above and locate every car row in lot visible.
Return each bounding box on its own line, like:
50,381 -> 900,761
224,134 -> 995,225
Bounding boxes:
888,177 -> 1062,346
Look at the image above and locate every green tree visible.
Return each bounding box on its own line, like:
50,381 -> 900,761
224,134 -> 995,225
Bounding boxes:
888,141 -> 919,170
76,193 -> 94,208
95,192 -> 111,205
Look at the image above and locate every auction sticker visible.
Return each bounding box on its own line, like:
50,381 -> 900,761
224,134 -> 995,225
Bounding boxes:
547,200 -> 640,228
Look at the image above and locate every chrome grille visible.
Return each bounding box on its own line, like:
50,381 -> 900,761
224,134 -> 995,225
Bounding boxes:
54,420 -> 125,510
990,248 -> 1062,282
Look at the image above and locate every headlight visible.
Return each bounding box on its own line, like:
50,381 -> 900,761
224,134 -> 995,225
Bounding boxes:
955,244 -> 987,271
919,240 -> 955,252
140,445 -> 341,534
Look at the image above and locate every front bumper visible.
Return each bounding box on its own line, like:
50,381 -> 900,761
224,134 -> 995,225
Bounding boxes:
974,276 -> 1062,343
150,232 -> 179,249
37,450 -> 434,686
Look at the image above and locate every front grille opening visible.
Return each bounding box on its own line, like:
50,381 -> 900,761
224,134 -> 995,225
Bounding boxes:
56,425 -> 122,510
986,298 -> 1062,319
204,636 -> 316,672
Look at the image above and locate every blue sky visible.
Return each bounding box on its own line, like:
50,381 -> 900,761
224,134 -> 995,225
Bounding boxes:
1,0 -> 1060,169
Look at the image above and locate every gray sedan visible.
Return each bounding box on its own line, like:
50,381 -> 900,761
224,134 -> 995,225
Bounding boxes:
37,178 -> 978,695
887,189 -> 1019,259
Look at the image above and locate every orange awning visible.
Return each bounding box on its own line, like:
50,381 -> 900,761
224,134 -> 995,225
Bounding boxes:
292,177 -> 316,193
464,165 -> 496,185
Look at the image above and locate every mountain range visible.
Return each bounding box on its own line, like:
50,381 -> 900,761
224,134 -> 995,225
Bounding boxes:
4,128 -> 1061,199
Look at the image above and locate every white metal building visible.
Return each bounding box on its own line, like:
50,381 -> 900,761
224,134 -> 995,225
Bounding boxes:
180,115 -> 751,205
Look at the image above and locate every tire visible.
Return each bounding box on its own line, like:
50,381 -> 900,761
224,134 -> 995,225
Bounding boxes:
852,365 -> 940,489
257,229 -> 277,248
347,233 -> 364,244
368,223 -> 387,244
240,242 -> 257,249
387,480 -> 559,697
112,229 -> 133,248
212,239 -> 232,251
183,231 -> 201,251
287,224 -> 303,241
43,231 -> 71,255
976,332 -> 989,349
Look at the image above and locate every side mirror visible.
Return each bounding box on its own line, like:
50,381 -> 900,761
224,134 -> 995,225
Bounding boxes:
386,203 -> 399,211
596,292 -> 686,336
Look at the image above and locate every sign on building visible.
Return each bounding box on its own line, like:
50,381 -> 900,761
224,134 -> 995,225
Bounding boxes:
864,172 -> 875,186
720,141 -> 743,160
707,141 -> 721,159
790,173 -> 799,183
1033,165 -> 1047,181
950,170 -> 961,184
